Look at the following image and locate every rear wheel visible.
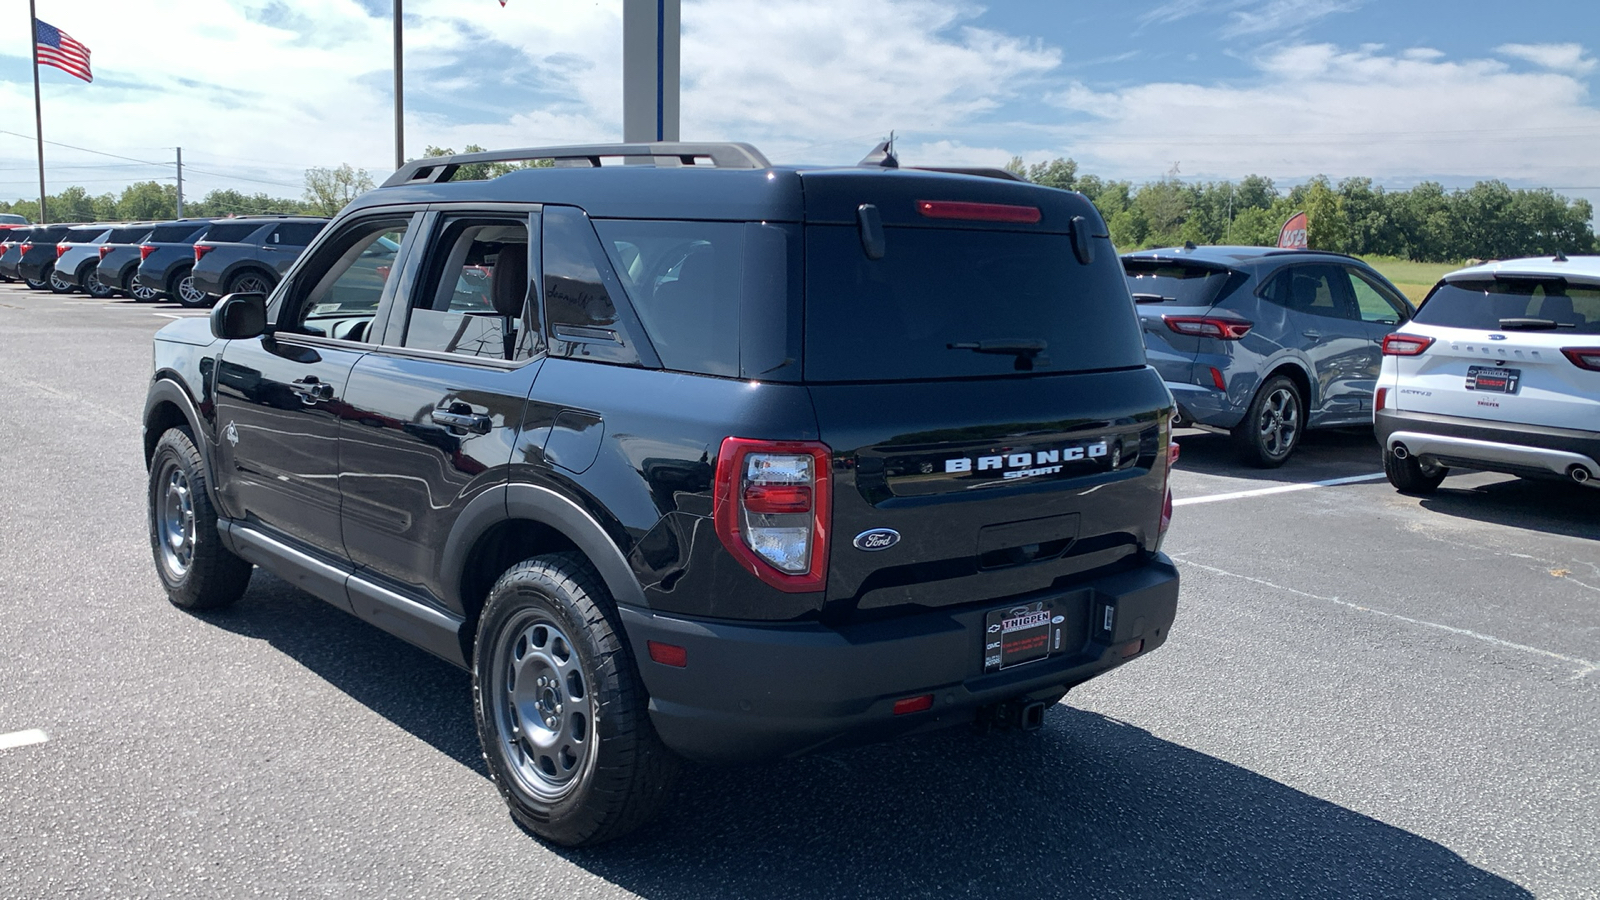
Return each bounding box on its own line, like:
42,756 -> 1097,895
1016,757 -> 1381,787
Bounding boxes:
1232,375 -> 1303,468
1384,450 -> 1447,494
23,267 -> 49,290
82,266 -> 115,298
148,427 -> 253,609
126,273 -> 159,302
172,267 -> 209,308
47,264 -> 74,293
474,552 -> 678,846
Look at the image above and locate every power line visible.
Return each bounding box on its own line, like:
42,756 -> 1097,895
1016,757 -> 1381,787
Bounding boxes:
0,129 -> 170,167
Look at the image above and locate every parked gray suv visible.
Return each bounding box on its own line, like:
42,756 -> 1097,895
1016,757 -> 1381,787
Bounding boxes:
1124,245 -> 1413,466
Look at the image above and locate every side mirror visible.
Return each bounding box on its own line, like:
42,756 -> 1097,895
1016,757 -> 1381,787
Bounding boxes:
210,292 -> 268,340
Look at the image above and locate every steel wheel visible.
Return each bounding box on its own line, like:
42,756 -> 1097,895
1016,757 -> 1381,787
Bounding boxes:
155,459 -> 197,581
491,611 -> 596,802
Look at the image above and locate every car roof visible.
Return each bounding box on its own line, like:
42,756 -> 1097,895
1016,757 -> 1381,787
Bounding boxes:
205,215 -> 329,225
1442,255 -> 1600,284
1121,244 -> 1363,269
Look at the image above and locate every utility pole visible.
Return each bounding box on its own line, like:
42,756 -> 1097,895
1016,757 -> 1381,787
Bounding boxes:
28,0 -> 47,222
175,147 -> 184,217
393,0 -> 404,170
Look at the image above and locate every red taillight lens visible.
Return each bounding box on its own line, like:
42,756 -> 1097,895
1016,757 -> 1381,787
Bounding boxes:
194,243 -> 214,261
98,245 -> 111,259
1381,334 -> 1434,356
714,437 -> 831,592
915,199 -> 1041,223
1561,348 -> 1600,371
56,242 -> 69,258
1163,316 -> 1252,340
139,244 -> 155,261
1375,387 -> 1388,411
1208,366 -> 1226,391
1156,422 -> 1175,549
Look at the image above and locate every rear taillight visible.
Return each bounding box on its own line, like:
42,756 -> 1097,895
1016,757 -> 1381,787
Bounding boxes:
98,245 -> 111,259
1382,334 -> 1434,356
1562,348 -> 1600,371
1375,387 -> 1388,411
56,242 -> 69,258
713,437 -> 831,592
915,200 -> 1041,223
139,244 -> 155,261
1163,316 -> 1252,340
194,243 -> 214,261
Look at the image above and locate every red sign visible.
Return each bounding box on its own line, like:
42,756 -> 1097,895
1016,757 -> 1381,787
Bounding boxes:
1278,211 -> 1308,249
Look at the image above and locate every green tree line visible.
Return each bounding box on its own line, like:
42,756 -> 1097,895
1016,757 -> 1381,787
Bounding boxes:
1007,157 -> 1596,262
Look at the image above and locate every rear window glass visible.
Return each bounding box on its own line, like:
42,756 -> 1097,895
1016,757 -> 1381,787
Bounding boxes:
149,223 -> 207,242
1123,261 -> 1233,306
804,226 -> 1145,381
201,223 -> 261,243
1417,279 -> 1600,335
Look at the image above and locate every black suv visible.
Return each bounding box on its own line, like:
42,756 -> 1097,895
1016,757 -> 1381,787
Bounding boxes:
96,223 -> 159,300
143,142 -> 1180,846
135,219 -> 216,307
191,215 -> 329,302
13,223 -> 76,291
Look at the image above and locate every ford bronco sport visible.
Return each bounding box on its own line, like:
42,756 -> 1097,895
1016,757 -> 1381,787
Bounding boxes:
143,142 -> 1180,846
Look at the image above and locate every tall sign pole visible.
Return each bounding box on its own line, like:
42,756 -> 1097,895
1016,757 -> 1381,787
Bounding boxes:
622,0 -> 679,143
28,0 -> 47,221
393,0 -> 404,170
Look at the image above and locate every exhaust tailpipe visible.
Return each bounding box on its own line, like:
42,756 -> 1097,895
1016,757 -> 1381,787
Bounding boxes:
1392,443 -> 1410,460
1570,466 -> 1591,484
1019,701 -> 1046,732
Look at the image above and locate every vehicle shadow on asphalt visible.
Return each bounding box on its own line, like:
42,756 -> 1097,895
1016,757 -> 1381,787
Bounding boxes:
1417,477 -> 1600,542
204,574 -> 1528,899
1175,427 -> 1382,484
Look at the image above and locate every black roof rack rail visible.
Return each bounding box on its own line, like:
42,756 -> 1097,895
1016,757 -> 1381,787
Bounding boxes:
1261,248 -> 1360,261
912,166 -> 1026,182
383,142 -> 773,188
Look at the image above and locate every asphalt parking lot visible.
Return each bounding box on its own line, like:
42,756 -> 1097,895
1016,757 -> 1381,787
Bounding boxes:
1,280 -> 1596,899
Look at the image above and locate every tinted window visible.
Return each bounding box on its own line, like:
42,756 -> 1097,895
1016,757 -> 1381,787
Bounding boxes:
149,223 -> 207,242
402,216 -> 537,361
108,226 -> 152,243
804,226 -> 1144,381
1123,260 -> 1234,306
272,222 -> 325,246
1416,278 -> 1600,335
1260,264 -> 1357,320
595,220 -> 745,377
68,227 -> 110,243
542,206 -> 642,366
201,223 -> 262,243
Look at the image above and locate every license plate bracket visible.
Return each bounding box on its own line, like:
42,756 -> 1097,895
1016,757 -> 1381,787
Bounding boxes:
983,602 -> 1062,674
1466,365 -> 1520,394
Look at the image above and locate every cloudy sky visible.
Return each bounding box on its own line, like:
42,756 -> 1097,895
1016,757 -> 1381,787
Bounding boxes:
2,0 -> 1597,213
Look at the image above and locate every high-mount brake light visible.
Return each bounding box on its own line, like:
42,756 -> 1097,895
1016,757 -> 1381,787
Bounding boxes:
915,200 -> 1041,224
1381,334 -> 1434,356
713,437 -> 831,592
1562,348 -> 1600,371
1163,316 -> 1252,340
194,244 -> 214,261
139,244 -> 155,261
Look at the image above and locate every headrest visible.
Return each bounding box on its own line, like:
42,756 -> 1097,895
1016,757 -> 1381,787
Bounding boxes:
490,247 -> 529,317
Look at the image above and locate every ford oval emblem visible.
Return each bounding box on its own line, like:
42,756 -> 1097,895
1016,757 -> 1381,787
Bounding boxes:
1489,334 -> 1507,340
853,529 -> 901,551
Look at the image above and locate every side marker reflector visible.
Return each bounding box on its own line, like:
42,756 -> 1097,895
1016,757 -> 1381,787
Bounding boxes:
647,641 -> 688,668
892,694 -> 935,715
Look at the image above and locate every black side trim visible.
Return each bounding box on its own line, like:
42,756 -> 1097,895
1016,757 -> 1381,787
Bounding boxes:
502,483 -> 649,609
220,521 -> 354,613
144,377 -> 219,507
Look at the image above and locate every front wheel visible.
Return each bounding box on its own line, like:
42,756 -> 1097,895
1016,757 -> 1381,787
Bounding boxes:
1384,450 -> 1447,494
23,268 -> 49,290
127,274 -> 159,302
225,271 -> 275,296
474,553 -> 678,846
148,428 -> 253,609
1232,375 -> 1303,468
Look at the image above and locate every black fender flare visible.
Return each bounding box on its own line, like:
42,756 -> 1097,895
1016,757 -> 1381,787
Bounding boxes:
143,375 -> 221,508
439,482 -> 649,617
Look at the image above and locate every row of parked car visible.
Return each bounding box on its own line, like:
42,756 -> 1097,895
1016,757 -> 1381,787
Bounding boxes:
0,215 -> 328,308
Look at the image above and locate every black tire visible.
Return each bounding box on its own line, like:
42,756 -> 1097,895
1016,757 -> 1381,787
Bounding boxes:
225,270 -> 276,297
126,273 -> 159,302
1232,374 -> 1303,468
473,552 -> 678,846
148,428 -> 253,610
171,266 -> 210,308
81,264 -> 115,298
23,268 -> 49,290
1384,449 -> 1447,494
47,263 -> 74,294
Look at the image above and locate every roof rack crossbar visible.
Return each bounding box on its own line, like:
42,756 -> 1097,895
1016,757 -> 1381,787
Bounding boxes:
382,142 -> 772,187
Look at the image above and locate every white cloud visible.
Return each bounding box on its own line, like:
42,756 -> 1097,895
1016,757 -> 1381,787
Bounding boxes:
1495,43 -> 1596,75
1140,0 -> 1361,37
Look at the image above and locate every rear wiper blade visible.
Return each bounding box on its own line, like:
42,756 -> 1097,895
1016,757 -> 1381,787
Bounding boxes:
1132,293 -> 1174,303
947,339 -> 1049,371
1497,317 -> 1572,330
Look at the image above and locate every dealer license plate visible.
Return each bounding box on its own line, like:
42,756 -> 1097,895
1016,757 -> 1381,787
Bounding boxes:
983,601 -> 1062,674
1466,365 -> 1520,394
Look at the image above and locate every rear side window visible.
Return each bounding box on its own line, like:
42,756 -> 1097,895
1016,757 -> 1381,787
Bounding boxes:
108,226 -> 152,243
1416,279 -> 1600,335
542,206 -> 644,367
594,220 -> 744,377
804,226 -> 1145,381
200,223 -> 261,243
149,223 -> 206,242
271,222 -> 325,246
1123,261 -> 1234,306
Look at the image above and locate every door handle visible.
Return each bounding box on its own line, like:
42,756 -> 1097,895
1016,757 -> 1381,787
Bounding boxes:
432,406 -> 491,435
290,377 -> 334,403
1301,330 -> 1322,340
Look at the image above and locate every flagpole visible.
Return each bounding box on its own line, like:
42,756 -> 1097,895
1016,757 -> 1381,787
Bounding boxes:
28,0 -> 47,222
393,0 -> 403,170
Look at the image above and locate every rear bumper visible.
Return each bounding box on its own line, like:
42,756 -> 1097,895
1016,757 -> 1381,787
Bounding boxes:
620,555 -> 1180,763
1167,382 -> 1243,429
1376,409 -> 1600,483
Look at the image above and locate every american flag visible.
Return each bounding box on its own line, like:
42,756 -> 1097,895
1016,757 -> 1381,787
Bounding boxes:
35,20 -> 92,84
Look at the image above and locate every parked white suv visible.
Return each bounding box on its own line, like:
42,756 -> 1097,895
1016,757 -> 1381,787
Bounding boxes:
1374,255 -> 1600,493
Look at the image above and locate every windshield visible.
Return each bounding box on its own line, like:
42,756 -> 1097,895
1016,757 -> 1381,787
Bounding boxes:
804,226 -> 1144,381
1416,278 -> 1600,335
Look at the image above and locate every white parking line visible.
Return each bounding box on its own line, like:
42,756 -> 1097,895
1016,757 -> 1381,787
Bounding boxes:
153,313 -> 207,319
1173,472 -> 1386,507
0,729 -> 49,751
